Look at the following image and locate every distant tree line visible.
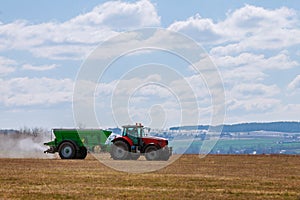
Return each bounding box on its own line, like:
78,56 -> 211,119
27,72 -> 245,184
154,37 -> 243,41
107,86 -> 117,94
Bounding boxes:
170,122 -> 300,133
0,127 -> 48,139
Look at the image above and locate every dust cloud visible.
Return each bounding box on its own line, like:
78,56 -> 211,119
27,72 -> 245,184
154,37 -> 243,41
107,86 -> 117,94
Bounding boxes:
0,131 -> 55,159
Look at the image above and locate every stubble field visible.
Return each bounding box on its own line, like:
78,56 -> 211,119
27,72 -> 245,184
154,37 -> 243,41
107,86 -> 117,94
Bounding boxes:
0,154 -> 300,199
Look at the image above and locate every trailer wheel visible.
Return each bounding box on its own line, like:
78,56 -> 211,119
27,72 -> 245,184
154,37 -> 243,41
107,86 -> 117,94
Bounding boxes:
110,140 -> 129,160
59,142 -> 76,159
145,146 -> 159,161
76,147 -> 87,159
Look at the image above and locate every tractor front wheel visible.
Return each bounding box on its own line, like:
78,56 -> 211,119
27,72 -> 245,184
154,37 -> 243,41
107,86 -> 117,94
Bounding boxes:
145,146 -> 159,161
59,142 -> 76,159
160,149 -> 170,161
110,140 -> 129,160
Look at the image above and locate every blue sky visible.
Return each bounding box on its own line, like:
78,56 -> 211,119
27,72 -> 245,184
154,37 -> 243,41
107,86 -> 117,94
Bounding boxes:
0,0 -> 299,129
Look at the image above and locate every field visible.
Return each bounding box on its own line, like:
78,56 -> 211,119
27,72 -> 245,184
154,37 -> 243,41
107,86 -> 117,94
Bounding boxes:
171,138 -> 300,154
1,154 -> 300,199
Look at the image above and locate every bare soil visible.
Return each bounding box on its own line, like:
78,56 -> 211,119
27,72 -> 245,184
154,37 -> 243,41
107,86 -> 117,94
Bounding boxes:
0,154 -> 299,199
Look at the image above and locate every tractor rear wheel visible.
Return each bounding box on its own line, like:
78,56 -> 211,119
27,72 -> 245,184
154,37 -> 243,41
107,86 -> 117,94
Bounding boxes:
76,147 -> 87,159
130,152 -> 141,160
110,140 -> 129,160
59,142 -> 76,159
145,146 -> 159,161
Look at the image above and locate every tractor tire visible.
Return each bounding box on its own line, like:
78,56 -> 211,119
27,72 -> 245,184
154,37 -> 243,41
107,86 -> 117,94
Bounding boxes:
145,146 -> 159,161
59,142 -> 76,159
110,140 -> 129,160
130,152 -> 141,160
159,149 -> 170,161
76,147 -> 87,159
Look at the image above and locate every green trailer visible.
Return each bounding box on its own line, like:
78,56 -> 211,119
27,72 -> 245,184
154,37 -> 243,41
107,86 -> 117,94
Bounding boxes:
44,129 -> 112,159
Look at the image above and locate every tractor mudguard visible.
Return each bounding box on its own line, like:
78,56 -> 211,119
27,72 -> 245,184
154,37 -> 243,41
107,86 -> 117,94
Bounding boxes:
112,136 -> 133,147
141,143 -> 160,153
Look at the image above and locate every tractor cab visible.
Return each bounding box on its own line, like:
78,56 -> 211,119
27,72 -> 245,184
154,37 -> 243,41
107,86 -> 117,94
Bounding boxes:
122,123 -> 148,145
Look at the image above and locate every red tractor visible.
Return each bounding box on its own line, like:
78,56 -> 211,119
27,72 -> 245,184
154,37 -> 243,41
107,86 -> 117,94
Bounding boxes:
110,123 -> 172,161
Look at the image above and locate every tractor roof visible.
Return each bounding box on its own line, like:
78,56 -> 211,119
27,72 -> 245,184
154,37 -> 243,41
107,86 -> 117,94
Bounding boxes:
122,124 -> 144,128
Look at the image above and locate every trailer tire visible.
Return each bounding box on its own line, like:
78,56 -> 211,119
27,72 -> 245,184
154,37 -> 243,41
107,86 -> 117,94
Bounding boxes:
145,145 -> 159,161
76,147 -> 87,159
59,142 -> 76,159
110,140 -> 129,160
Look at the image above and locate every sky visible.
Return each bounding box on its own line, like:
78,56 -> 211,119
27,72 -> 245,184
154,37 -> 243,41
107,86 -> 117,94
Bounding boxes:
0,0 -> 299,129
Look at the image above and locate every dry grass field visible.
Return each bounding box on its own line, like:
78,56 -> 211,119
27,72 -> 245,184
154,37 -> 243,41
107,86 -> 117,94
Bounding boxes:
0,154 -> 300,199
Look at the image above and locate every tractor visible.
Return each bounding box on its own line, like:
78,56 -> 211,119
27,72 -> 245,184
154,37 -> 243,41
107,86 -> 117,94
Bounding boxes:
110,123 -> 172,161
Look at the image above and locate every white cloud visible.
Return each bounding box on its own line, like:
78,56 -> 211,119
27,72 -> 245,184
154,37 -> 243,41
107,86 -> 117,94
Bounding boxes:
92,72 -> 208,126
0,19 -> 117,60
169,5 -> 300,53
86,28 -> 203,61
0,56 -> 17,66
0,77 -> 74,106
0,56 -> 17,76
213,51 -> 298,86
213,52 -> 298,70
30,45 -> 96,60
0,66 -> 15,76
70,0 -> 160,29
221,5 -> 297,34
22,64 -> 58,71
168,14 -> 222,44
225,82 -> 281,114
288,75 -> 300,91
227,97 -> 280,112
170,5 -> 300,117
223,67 -> 266,84
0,0 -> 160,60
231,83 -> 280,98
227,102 -> 300,123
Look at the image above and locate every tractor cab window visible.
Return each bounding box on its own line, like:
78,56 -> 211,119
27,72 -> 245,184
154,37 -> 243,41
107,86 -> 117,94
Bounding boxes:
143,127 -> 150,136
137,127 -> 142,137
128,128 -> 136,137
124,127 -> 138,137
